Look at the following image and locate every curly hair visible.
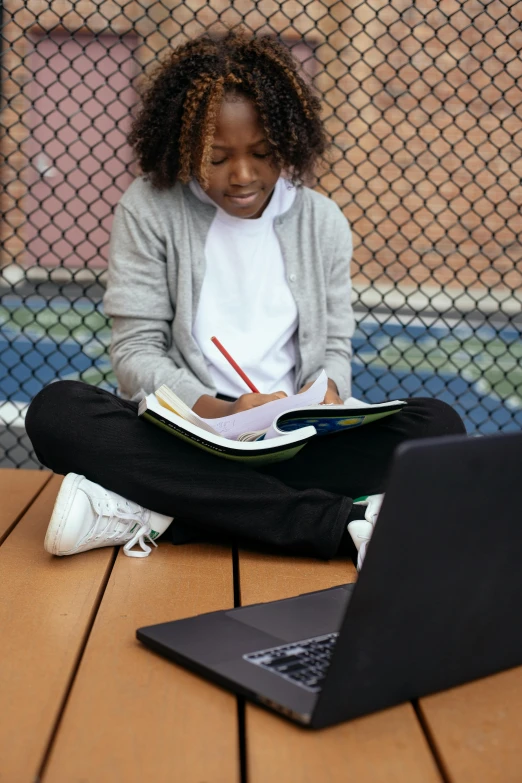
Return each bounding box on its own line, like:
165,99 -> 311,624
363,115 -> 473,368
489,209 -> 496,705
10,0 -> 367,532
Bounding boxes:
128,30 -> 329,189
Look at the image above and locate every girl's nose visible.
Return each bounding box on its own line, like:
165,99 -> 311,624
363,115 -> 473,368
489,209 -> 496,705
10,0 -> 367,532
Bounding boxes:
230,157 -> 256,185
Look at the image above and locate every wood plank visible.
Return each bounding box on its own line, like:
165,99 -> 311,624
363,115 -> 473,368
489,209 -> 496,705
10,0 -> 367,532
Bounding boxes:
419,666 -> 522,782
240,551 -> 443,783
44,543 -> 239,783
0,468 -> 51,544
0,475 -> 115,783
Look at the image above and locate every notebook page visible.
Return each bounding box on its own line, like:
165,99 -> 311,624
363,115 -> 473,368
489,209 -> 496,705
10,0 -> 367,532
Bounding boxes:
155,385 -> 219,434
201,371 -> 328,441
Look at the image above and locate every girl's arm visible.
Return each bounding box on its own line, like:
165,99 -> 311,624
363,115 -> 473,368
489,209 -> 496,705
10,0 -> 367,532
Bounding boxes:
105,201 -> 213,405
299,211 -> 355,403
109,316 -> 213,403
323,215 -> 354,401
110,317 -> 288,413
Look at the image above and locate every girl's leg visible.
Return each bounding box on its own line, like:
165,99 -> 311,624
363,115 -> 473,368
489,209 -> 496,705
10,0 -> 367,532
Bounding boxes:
26,381 -> 350,559
264,397 -> 466,567
264,397 -> 466,496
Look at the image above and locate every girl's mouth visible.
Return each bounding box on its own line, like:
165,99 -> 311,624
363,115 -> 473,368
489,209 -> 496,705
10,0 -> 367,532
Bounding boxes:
226,192 -> 259,207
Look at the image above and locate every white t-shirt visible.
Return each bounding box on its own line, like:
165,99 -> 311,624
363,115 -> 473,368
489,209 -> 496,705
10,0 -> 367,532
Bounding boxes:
191,177 -> 298,398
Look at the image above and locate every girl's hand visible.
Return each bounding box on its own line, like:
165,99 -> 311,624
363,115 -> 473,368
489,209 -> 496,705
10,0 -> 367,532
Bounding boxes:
193,391 -> 287,418
298,378 -> 343,405
229,391 -> 287,414
323,382 -> 343,404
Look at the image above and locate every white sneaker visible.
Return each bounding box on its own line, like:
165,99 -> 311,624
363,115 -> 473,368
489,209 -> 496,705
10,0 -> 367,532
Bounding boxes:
359,493 -> 384,526
44,474 -> 173,558
346,520 -> 373,570
348,493 -> 385,570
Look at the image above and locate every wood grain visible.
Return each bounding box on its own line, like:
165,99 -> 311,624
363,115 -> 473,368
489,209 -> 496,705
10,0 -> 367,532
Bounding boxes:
239,550 -> 443,783
419,665 -> 522,782
0,468 -> 51,543
44,542 -> 239,783
0,475 -> 114,783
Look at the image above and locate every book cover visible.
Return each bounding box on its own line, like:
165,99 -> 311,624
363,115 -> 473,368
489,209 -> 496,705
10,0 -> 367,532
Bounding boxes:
273,400 -> 406,436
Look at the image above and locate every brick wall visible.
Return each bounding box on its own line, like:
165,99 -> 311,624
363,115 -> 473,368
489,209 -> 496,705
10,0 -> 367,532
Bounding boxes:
2,0 -> 521,296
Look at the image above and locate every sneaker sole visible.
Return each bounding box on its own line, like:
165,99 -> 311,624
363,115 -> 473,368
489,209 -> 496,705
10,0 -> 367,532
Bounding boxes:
44,473 -> 85,556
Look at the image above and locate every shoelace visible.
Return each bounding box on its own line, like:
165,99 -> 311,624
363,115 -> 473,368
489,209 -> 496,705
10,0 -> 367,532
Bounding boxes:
85,497 -> 158,559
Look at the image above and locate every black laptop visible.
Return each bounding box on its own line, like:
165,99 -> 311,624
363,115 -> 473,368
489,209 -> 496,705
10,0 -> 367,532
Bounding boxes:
137,431 -> 522,729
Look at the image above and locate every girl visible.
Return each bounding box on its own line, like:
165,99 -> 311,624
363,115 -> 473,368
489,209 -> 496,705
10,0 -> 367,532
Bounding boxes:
26,31 -> 465,563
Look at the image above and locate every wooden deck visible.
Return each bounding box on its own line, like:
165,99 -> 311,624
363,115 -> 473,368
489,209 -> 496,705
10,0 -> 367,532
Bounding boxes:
1,468 -> 521,782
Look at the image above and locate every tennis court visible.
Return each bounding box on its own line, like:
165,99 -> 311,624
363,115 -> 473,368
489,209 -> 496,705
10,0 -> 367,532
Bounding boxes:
1,292 -> 521,467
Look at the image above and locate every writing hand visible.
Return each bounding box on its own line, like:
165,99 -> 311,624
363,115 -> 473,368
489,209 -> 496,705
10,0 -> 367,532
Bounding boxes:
229,391 -> 287,414
193,391 -> 287,418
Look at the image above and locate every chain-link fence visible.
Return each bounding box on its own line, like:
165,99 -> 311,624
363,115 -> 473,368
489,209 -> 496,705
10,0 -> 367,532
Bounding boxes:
1,0 -> 521,467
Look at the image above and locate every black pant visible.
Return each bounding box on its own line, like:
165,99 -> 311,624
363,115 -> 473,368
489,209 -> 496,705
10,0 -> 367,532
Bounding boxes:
26,381 -> 466,559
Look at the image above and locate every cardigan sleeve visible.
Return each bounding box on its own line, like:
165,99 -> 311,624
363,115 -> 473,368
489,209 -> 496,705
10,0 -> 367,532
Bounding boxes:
104,202 -> 214,405
108,316 -> 215,405
300,207 -> 354,401
323,212 -> 354,401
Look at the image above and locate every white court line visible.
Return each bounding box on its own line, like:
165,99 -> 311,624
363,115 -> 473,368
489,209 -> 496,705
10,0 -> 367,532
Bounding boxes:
0,400 -> 27,429
355,309 -> 520,336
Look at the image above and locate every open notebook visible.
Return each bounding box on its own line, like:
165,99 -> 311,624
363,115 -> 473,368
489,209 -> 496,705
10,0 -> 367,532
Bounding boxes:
138,371 -> 406,464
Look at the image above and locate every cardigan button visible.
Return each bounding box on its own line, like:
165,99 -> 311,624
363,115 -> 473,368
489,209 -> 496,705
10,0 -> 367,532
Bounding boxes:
289,273 -> 297,282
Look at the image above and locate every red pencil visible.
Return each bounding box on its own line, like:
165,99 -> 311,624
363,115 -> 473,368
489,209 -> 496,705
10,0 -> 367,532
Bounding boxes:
210,336 -> 260,394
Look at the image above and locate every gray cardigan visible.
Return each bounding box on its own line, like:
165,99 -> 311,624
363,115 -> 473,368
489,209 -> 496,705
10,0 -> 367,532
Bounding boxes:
104,177 -> 355,406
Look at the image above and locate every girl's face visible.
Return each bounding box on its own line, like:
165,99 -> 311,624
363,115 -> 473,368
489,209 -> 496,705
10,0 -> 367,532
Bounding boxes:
203,95 -> 281,219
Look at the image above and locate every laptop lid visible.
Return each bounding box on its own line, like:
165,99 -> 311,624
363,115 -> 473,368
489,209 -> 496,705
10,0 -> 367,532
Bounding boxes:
311,431 -> 522,728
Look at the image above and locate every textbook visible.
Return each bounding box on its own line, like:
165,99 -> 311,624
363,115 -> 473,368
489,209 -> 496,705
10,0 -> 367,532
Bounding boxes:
138,371 -> 407,463
137,373 -> 327,464
138,393 -> 317,465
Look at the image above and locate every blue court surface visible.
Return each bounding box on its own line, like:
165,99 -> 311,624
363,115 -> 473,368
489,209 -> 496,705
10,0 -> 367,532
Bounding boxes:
1,296 -> 521,435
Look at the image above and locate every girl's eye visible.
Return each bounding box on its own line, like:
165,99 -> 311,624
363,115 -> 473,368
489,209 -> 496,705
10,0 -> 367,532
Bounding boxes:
210,152 -> 270,165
